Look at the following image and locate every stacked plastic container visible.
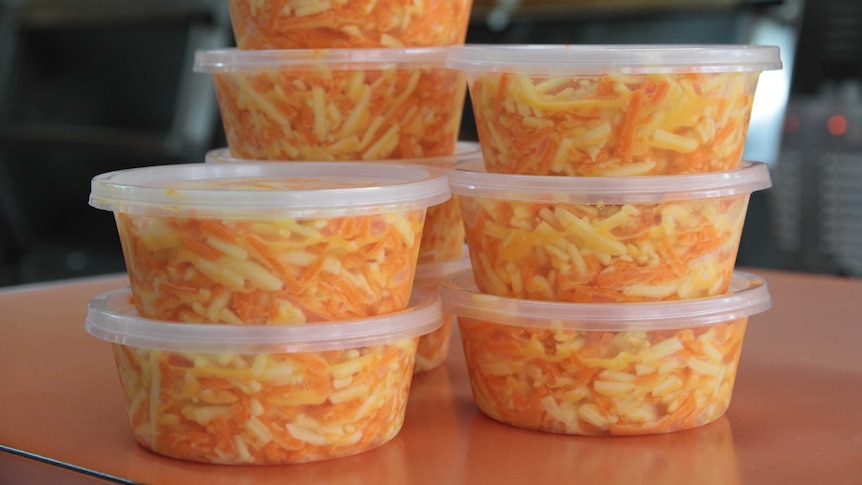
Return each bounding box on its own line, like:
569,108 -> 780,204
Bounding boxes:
195,0 -> 477,376
441,45 -> 782,435
86,162 -> 451,465
84,0 -> 475,465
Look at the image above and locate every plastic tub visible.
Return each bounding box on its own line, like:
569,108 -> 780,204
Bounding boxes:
439,270 -> 771,435
194,48 -> 467,162
227,0 -> 473,50
86,286 -> 443,464
412,251 -> 472,374
448,160 -> 771,303
447,44 -> 782,176
89,162 -> 450,324
204,142 -> 483,264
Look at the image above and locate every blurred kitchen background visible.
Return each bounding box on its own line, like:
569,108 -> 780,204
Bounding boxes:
0,0 -> 860,287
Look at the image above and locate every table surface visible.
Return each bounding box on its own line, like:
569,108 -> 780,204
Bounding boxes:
1,269 -> 861,485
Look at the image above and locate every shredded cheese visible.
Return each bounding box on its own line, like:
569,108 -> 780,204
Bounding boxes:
118,179 -> 426,325
213,65 -> 465,161
468,71 -> 760,176
112,338 -> 416,464
228,0 -> 472,49
459,317 -> 748,435
461,194 -> 748,302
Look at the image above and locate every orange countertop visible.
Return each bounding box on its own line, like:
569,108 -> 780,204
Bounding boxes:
1,269 -> 861,484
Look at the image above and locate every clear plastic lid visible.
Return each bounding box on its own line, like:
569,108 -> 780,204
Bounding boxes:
439,271 -> 771,331
205,141 -> 483,168
90,162 -> 450,218
86,287 -> 443,353
414,250 -> 472,285
194,47 -> 451,73
447,44 -> 782,75
454,140 -> 482,160
448,161 -> 771,203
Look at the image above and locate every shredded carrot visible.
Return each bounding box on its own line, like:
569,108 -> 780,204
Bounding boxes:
458,317 -> 748,435
459,194 -> 749,302
414,313 -> 454,374
116,183 -> 426,325
212,63 -> 466,161
467,71 -> 760,176
418,196 -> 465,263
111,338 -> 417,464
227,0 -> 472,49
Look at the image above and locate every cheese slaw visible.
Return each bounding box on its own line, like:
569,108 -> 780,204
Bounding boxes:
86,286 -> 443,464
440,270 -> 771,435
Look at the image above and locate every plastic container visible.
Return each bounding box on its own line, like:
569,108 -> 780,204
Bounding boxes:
439,270 -> 771,435
447,44 -> 782,176
412,251 -> 472,374
204,141 -> 483,165
86,286 -> 443,464
204,142 -> 483,264
194,48 -> 467,162
449,160 -> 771,303
227,0 -> 473,50
89,162 -> 450,325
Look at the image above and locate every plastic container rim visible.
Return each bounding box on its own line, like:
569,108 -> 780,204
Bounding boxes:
414,250 -> 472,283
447,44 -> 782,74
448,160 -> 772,203
86,287 -> 443,353
439,271 -> 770,331
89,162 -> 451,217
194,47 -> 452,73
205,141 -> 484,168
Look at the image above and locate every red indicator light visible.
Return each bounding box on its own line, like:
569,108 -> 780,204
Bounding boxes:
827,114 -> 848,136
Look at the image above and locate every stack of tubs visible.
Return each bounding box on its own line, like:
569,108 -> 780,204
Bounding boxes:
442,45 -> 782,435
195,0 -> 478,376
85,0 -> 474,465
